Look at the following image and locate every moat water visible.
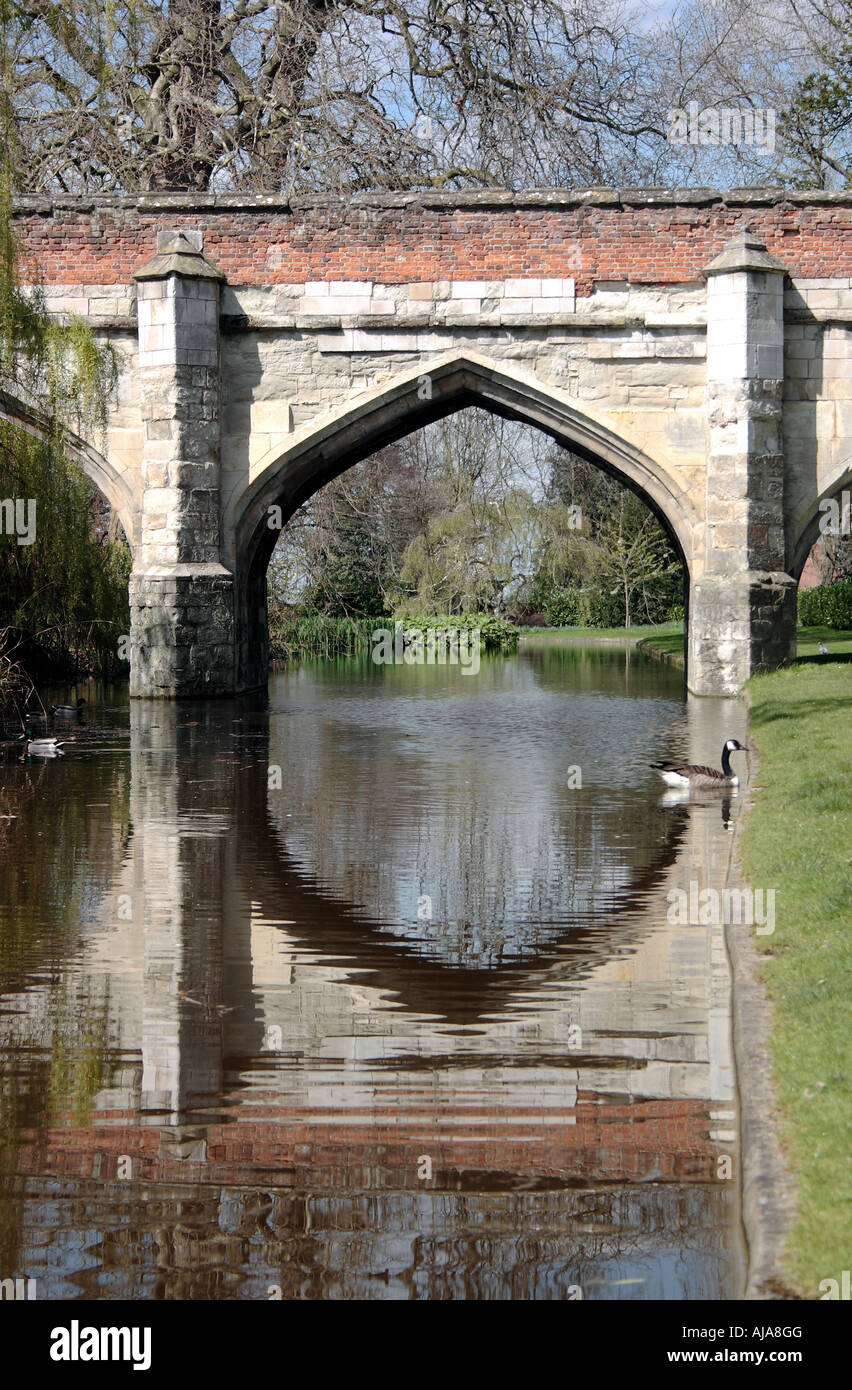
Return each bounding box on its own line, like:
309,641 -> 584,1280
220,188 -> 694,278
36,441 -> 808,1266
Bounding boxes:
0,643 -> 748,1299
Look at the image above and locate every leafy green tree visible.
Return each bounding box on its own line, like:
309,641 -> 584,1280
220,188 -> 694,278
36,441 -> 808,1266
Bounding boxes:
397,491 -> 557,616
268,440 -> 440,619
538,447 -> 682,626
273,408 -> 686,630
594,490 -> 682,629
303,550 -> 388,618
1,1 -> 127,690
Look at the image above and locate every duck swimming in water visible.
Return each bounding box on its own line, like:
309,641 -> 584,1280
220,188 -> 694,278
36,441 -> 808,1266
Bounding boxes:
49,698 -> 86,717
651,739 -> 747,790
20,729 -> 65,755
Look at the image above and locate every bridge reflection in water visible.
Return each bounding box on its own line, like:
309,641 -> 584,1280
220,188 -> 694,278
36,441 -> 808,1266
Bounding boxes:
0,647 -> 747,1298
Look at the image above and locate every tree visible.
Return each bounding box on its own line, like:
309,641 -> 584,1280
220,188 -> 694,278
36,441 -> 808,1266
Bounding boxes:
268,437 -> 442,616
782,21 -> 852,186
6,0 -> 672,193
269,409 -> 547,616
810,529 -> 852,583
396,490 -> 547,615
540,444 -> 682,625
594,489 -> 682,629
11,1 -> 852,196
1,0 -> 127,691
271,407 -> 687,627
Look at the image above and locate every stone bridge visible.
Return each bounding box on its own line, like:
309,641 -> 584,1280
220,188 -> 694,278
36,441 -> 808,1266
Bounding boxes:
6,188 -> 852,697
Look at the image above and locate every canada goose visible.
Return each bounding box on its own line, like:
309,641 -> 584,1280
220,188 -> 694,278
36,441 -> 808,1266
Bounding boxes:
50,698 -> 86,717
20,729 -> 65,755
652,739 -> 747,790
818,640 -> 830,655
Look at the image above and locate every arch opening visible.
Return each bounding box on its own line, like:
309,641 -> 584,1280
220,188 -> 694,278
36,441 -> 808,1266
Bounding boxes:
232,354 -> 694,690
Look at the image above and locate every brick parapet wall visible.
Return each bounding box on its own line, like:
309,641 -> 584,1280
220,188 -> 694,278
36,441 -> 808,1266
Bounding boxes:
11,189 -> 852,295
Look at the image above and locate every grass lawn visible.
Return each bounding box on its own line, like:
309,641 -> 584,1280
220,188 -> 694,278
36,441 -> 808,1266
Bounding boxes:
741,655 -> 852,1296
793,625 -> 852,657
635,629 -> 686,659
519,621 -> 684,642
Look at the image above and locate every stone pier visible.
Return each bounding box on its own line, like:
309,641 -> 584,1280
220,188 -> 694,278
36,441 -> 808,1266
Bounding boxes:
690,229 -> 797,691
129,232 -> 236,697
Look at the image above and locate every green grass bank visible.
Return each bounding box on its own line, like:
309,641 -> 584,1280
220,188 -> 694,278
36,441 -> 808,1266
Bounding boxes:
739,656 -> 852,1296
520,620 -> 684,644
579,617 -> 851,1293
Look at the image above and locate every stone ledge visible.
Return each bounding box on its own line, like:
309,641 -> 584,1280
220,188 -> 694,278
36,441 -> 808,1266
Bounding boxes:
14,187 -> 852,215
219,311 -> 705,335
87,315 -> 137,332
787,307 -> 852,325
131,562 -> 234,580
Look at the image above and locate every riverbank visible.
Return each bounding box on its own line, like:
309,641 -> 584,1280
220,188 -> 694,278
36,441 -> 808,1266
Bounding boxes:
520,621 -> 683,646
635,629 -> 686,664
737,657 -> 852,1298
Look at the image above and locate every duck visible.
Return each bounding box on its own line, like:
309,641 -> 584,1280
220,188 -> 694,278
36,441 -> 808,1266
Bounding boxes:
651,739 -> 747,790
20,729 -> 65,755
49,698 -> 86,717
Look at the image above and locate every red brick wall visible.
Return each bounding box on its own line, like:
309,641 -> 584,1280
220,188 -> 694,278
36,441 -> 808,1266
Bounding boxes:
799,541 -> 827,588
11,192 -> 852,296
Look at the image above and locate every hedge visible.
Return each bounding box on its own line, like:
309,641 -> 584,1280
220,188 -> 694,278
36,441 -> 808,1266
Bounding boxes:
797,578 -> 852,629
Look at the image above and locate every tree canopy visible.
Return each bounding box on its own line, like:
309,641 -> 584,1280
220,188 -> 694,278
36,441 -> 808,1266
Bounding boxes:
5,0 -> 668,192
10,0 -> 852,195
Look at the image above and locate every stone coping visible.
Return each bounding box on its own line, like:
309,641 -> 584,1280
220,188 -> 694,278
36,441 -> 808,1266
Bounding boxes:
82,306 -> 852,332
10,186 -> 852,215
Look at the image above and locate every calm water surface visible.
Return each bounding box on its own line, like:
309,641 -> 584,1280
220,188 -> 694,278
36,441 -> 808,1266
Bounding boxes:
0,644 -> 748,1299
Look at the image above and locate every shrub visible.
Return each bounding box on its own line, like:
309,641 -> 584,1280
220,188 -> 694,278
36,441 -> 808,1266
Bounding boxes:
798,579 -> 852,629
585,587 -> 625,628
397,613 -> 519,652
268,611 -> 520,660
542,587 -> 582,626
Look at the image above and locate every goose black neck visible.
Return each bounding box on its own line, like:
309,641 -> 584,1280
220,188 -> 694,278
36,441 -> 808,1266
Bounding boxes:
721,744 -> 734,778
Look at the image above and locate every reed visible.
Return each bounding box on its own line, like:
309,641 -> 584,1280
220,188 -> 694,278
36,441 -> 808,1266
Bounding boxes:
269,613 -> 378,661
